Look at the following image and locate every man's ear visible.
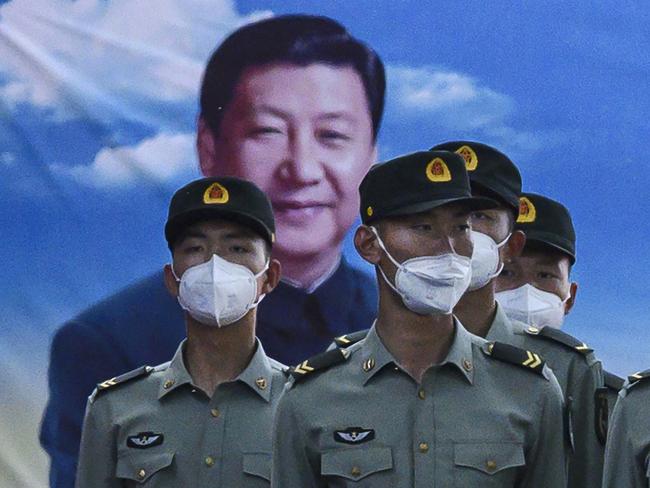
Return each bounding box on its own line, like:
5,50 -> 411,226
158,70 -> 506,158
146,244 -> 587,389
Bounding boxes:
261,259 -> 282,295
197,116 -> 218,177
504,229 -> 526,260
564,281 -> 578,315
163,263 -> 180,297
354,225 -> 382,265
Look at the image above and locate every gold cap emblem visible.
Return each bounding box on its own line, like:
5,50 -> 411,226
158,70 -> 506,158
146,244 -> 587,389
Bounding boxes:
425,157 -> 452,183
455,145 -> 478,171
203,182 -> 229,204
517,196 -> 537,223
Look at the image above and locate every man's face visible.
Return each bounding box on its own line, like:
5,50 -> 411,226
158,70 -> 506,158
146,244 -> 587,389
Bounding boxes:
470,207 -> 511,248
371,203 -> 474,280
198,63 -> 376,259
170,219 -> 268,282
496,248 -> 572,302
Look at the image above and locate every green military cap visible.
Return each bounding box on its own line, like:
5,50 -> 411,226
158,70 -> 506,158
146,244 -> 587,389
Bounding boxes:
430,141 -> 522,216
359,150 -> 496,224
516,192 -> 576,264
165,176 -> 275,248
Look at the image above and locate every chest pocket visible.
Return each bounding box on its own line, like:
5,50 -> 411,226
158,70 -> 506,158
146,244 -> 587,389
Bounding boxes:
454,442 -> 524,487
243,452 -> 271,483
116,451 -> 174,484
321,447 -> 393,484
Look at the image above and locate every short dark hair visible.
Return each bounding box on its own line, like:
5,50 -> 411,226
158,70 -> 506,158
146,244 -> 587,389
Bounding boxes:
200,15 -> 386,140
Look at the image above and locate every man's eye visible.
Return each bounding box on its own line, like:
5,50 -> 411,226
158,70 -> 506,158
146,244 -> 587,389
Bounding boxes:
249,126 -> 282,136
231,245 -> 250,254
318,129 -> 351,141
538,271 -> 558,280
500,268 -> 515,278
183,245 -> 203,253
457,224 -> 470,232
472,212 -> 489,221
411,224 -> 432,231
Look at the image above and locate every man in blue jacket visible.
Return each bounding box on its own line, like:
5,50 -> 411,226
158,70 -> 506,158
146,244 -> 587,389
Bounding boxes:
40,15 -> 384,487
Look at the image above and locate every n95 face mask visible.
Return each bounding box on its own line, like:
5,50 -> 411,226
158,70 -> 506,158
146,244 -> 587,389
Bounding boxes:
174,254 -> 268,327
371,227 -> 472,315
468,231 -> 510,291
496,283 -> 569,329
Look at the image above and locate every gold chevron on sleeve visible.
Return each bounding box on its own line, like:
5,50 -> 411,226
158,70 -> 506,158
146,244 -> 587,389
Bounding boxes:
293,361 -> 315,375
522,351 -> 542,369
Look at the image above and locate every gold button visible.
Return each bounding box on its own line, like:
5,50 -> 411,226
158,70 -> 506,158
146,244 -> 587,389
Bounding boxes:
486,460 -> 497,472
210,408 -> 220,418
255,377 -> 267,390
418,388 -> 426,400
205,456 -> 215,467
419,442 -> 429,453
136,469 -> 146,480
462,359 -> 473,372
163,379 -> 175,389
351,466 -> 361,477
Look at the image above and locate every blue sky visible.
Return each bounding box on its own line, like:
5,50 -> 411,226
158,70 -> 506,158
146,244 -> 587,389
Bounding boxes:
1,0 -> 650,419
1,1 -> 648,483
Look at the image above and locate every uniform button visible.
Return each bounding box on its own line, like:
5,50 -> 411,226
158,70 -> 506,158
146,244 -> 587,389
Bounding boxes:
351,466 -> 361,477
418,388 -> 426,400
418,442 -> 429,453
205,456 -> 215,467
163,379 -> 175,389
486,460 -> 497,472
136,469 -> 146,480
210,408 -> 220,418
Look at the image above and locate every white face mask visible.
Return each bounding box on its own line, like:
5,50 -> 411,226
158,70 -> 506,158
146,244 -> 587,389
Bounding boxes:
173,254 -> 268,328
468,231 -> 510,291
496,283 -> 569,329
371,227 -> 472,315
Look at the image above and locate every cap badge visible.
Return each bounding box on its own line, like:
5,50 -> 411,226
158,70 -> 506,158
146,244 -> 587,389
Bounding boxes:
517,196 -> 537,223
426,157 -> 451,183
366,206 -> 374,217
203,182 -> 229,204
455,145 -> 478,171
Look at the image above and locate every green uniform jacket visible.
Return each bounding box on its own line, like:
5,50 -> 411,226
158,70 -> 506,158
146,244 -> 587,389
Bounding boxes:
602,371 -> 650,488
486,305 -> 604,487
76,339 -> 286,487
273,321 -> 567,487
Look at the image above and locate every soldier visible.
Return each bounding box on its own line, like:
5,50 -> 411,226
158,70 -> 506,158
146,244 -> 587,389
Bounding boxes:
431,146 -> 605,487
76,177 -> 285,487
602,369 -> 650,487
272,151 -> 567,487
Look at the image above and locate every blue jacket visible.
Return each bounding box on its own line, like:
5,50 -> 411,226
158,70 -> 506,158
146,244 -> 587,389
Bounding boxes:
40,258 -> 376,487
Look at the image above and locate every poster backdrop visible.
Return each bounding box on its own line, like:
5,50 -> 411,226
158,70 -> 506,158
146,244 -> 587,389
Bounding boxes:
1,1 -> 649,486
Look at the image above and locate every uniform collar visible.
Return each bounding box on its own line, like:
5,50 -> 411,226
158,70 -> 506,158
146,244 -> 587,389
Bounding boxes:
485,302 -> 517,342
158,339 -> 274,402
360,318 -> 475,385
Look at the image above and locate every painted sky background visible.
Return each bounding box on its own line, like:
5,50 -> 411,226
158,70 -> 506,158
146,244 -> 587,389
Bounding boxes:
1,1 -> 649,485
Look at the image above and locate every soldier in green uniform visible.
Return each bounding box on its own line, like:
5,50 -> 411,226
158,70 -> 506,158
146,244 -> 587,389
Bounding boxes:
76,177 -> 286,487
272,151 -> 567,487
430,145 -> 606,486
602,369 -> 650,487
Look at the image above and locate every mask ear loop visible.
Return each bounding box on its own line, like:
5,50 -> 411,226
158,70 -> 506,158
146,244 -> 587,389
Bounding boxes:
486,233 -> 512,282
250,260 -> 271,308
368,226 -> 404,296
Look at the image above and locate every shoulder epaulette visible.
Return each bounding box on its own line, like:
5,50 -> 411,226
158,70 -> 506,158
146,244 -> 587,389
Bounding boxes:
484,341 -> 546,377
95,365 -> 154,394
289,348 -> 350,382
524,325 -> 593,355
333,329 -> 369,348
627,368 -> 650,387
604,371 -> 624,391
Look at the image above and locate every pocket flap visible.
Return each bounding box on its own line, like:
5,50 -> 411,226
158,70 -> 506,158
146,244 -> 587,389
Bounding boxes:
321,447 -> 393,481
116,451 -> 174,482
243,452 -> 271,481
454,442 -> 524,475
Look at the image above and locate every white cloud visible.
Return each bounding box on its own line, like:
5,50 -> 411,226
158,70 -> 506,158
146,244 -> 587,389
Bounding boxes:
387,65 -> 542,153
1,152 -> 16,167
0,0 -> 271,121
51,133 -> 199,188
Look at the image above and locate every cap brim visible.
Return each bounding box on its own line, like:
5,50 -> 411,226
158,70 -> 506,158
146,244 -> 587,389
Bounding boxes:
166,208 -> 273,248
383,195 -> 498,218
524,233 -> 576,265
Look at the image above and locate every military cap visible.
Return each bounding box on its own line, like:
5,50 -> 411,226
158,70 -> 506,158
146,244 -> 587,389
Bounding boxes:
359,150 -> 496,224
516,192 -> 576,264
165,176 -> 275,248
430,141 -> 522,215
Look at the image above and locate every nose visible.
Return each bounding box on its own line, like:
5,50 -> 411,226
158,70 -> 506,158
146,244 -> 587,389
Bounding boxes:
279,128 -> 324,185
